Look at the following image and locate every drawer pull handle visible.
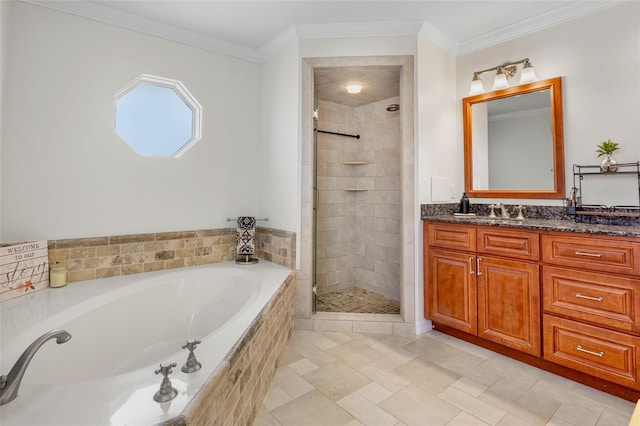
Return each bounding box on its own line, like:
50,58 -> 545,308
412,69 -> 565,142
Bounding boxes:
574,251 -> 603,258
576,293 -> 603,302
576,345 -> 604,358
469,257 -> 474,275
477,257 -> 482,276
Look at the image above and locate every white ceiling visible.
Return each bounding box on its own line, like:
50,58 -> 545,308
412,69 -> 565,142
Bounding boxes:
31,0 -> 624,62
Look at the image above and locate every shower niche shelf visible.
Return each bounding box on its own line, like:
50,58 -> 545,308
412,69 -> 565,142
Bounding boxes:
343,188 -> 368,192
343,161 -> 368,165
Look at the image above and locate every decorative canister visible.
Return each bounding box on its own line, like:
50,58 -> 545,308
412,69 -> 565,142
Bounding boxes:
49,262 -> 68,288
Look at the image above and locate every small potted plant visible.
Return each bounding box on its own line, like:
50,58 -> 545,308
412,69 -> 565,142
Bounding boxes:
596,139 -> 619,172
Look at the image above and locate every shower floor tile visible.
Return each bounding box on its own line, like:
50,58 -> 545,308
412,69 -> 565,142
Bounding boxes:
316,287 -> 400,314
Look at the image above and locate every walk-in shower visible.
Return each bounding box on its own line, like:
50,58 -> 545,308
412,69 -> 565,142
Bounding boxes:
312,66 -> 402,315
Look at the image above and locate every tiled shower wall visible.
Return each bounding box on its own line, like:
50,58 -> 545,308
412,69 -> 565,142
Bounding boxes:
316,97 -> 401,301
47,227 -> 295,283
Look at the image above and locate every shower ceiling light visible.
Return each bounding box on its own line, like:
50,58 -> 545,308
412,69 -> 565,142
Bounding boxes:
345,83 -> 363,94
469,58 -> 537,95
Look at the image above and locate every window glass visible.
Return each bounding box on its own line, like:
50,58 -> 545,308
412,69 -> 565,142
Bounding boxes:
115,75 -> 202,157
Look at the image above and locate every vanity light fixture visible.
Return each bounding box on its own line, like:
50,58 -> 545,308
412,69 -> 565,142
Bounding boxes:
469,58 -> 537,95
345,83 -> 363,94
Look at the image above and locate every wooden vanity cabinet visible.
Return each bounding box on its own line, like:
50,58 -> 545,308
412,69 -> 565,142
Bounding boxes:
425,222 -> 541,356
542,233 -> 640,390
425,221 -> 640,399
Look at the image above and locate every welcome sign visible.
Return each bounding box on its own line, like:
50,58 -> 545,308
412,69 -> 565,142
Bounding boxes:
0,240 -> 49,302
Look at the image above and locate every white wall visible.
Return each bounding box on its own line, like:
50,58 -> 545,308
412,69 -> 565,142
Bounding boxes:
456,2 -> 640,206
417,38 -> 457,204
1,2 -> 261,241
0,1 -> 6,240
258,42 -> 300,237
416,36 -> 457,333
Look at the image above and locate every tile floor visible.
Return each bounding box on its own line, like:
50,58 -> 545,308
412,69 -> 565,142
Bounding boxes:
254,329 -> 635,426
316,288 -> 401,314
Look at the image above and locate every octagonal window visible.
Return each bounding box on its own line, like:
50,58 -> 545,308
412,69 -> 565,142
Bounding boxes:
115,75 -> 202,158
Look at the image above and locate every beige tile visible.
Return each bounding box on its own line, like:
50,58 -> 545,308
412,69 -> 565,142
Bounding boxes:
270,390 -> 355,426
273,366 -> 315,399
394,357 -> 461,396
289,341 -> 339,367
314,319 -> 354,332
326,339 -> 387,369
441,350 -> 486,375
352,321 -> 393,334
493,387 -> 559,425
495,413 -> 547,426
313,336 -> 340,351
451,376 -> 489,398
288,358 -> 319,376
303,362 -> 371,401
447,412 -> 491,426
262,384 -> 293,411
402,336 -> 465,364
358,364 -> 410,393
596,407 -> 634,426
379,384 -> 460,426
438,387 -> 506,425
253,406 -> 282,426
551,399 -> 604,426
356,382 -> 393,404
337,392 -> 398,426
278,347 -> 304,366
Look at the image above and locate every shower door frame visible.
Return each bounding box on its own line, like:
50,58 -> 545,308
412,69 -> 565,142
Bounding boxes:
301,55 -> 416,324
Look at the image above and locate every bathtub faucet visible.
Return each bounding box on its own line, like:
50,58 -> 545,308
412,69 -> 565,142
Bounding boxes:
0,329 -> 72,406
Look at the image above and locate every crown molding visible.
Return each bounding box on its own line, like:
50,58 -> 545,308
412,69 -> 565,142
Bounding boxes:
257,25 -> 299,61
27,0 -> 629,63
456,0 -> 628,55
418,20 -> 458,55
293,21 -> 423,40
27,0 -> 261,62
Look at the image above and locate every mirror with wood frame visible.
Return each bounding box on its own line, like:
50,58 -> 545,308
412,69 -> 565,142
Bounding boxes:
463,77 -> 565,199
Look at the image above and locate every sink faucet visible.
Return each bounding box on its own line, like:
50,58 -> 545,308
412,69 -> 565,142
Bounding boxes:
0,329 -> 71,405
497,203 -> 510,219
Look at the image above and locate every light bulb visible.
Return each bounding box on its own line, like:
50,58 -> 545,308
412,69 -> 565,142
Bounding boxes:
345,84 -> 363,94
469,75 -> 484,95
492,71 -> 509,90
520,64 -> 537,84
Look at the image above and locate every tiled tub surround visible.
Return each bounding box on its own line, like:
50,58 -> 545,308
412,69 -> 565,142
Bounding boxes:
47,226 -> 296,283
0,262 -> 295,425
316,97 -> 402,302
182,269 -> 295,426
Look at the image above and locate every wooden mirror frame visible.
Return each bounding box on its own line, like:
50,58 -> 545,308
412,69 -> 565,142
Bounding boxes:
463,77 -> 565,199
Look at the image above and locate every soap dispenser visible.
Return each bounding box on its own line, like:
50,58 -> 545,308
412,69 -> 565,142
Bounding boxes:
459,193 -> 470,214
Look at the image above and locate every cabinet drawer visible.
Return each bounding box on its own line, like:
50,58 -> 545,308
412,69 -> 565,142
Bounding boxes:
543,266 -> 640,334
427,223 -> 476,251
478,228 -> 540,261
544,315 -> 640,390
542,234 -> 640,275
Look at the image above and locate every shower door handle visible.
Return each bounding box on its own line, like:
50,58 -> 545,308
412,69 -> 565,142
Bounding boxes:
314,188 -> 319,209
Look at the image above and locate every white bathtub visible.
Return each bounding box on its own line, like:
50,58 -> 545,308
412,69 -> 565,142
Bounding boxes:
0,261 -> 292,425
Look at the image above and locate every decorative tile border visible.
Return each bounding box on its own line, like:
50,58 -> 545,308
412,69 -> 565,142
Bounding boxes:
47,227 -> 295,283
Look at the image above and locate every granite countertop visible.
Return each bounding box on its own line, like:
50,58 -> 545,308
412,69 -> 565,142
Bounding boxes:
422,215 -> 640,238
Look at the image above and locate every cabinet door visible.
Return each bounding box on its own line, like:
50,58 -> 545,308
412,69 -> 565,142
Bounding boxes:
427,248 -> 477,334
477,256 -> 541,356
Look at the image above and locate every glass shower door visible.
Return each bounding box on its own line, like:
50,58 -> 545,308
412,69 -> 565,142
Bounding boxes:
312,92 -> 319,314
